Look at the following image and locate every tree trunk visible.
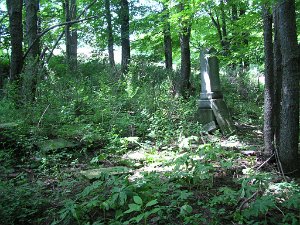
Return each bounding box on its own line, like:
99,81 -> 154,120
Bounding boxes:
239,6 -> 249,70
120,0 -> 130,74
262,5 -> 275,157
179,2 -> 191,98
273,5 -> 282,152
25,0 -> 39,102
278,0 -> 299,176
6,0 -> 23,81
105,0 -> 115,67
209,12 -> 223,52
25,0 -> 39,58
65,0 -> 77,71
220,0 -> 228,52
163,7 -> 172,70
179,26 -> 191,98
231,3 -> 237,21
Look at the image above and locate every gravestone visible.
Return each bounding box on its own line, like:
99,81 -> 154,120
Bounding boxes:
80,166 -> 133,180
197,48 -> 235,135
35,138 -> 79,152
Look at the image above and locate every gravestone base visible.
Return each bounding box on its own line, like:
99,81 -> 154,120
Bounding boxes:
196,108 -> 215,124
202,121 -> 218,133
211,99 -> 235,135
195,108 -> 219,133
198,99 -> 212,109
197,99 -> 235,135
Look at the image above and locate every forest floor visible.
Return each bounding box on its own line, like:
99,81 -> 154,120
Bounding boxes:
2,119 -> 298,225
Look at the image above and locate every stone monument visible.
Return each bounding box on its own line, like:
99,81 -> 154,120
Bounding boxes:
197,48 -> 235,135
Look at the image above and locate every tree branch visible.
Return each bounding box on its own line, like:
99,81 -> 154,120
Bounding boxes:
46,32 -> 65,63
78,0 -> 97,19
46,0 -> 98,62
209,11 -> 223,43
23,16 -> 97,60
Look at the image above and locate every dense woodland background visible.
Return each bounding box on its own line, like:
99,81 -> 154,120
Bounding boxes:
0,0 -> 299,224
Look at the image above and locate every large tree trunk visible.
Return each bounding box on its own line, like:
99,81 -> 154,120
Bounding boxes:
120,0 -> 130,74
25,0 -> 39,58
262,5 -> 275,157
6,0 -> 23,81
277,0 -> 299,176
273,5 -> 282,152
25,0 -> 39,102
179,25 -> 191,98
163,7 -> 172,70
65,0 -> 77,71
178,2 -> 191,98
105,0 -> 115,67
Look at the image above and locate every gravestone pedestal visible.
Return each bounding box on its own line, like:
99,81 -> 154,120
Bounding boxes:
197,48 -> 235,135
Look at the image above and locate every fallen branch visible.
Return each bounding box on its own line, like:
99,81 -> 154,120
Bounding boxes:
37,104 -> 50,128
255,153 -> 274,171
274,146 -> 287,182
237,190 -> 259,212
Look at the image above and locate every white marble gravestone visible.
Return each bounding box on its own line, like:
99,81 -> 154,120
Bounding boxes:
197,48 -> 235,135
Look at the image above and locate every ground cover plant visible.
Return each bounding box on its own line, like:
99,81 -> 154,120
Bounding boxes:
0,59 -> 299,225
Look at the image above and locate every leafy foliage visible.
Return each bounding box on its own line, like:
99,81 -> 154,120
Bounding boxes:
0,57 -> 299,224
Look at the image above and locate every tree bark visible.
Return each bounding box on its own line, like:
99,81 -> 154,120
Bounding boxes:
25,0 -> 40,102
262,5 -> 275,157
179,3 -> 191,98
277,0 -> 299,176
273,5 -> 282,152
180,26 -> 191,97
163,7 -> 172,70
25,0 -> 39,59
6,0 -> 23,81
65,0 -> 77,71
120,0 -> 130,74
105,0 -> 115,67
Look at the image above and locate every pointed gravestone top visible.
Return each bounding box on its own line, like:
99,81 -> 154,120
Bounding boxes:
200,48 -> 223,100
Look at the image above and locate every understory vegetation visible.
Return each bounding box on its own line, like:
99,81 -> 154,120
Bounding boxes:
0,59 -> 299,225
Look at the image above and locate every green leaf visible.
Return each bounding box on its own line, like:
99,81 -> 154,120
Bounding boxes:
115,210 -> 123,220
147,207 -> 160,216
134,213 -> 145,223
101,202 -> 109,211
118,191 -> 127,206
180,204 -> 193,216
133,196 -> 143,205
124,204 -> 141,214
145,199 -> 158,208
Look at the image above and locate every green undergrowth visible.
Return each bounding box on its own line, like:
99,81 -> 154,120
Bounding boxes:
1,141 -> 300,225
0,60 -> 297,224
